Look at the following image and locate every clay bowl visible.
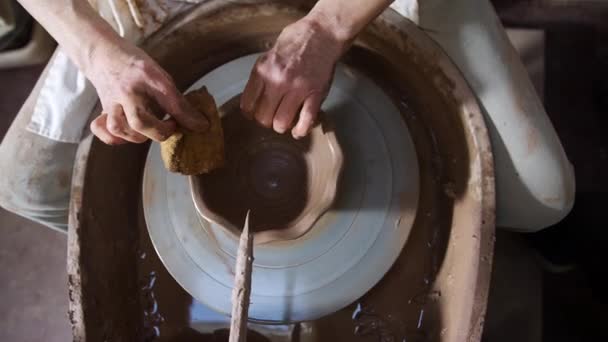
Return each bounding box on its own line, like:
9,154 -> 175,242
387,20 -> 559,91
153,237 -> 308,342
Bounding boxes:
190,94 -> 343,244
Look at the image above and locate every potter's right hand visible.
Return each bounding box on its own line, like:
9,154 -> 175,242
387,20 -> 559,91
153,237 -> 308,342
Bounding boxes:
88,41 -> 209,145
14,0 -> 208,145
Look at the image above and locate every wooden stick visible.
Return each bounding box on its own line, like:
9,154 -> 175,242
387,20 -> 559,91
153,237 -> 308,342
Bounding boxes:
229,210 -> 254,342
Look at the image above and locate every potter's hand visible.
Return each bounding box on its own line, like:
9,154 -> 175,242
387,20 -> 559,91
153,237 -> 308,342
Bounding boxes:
15,0 -> 208,145
241,0 -> 393,138
88,43 -> 208,145
240,17 -> 343,139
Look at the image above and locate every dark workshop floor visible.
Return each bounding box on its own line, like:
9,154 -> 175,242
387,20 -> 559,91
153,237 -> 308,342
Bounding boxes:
0,27 -> 606,342
0,66 -> 71,341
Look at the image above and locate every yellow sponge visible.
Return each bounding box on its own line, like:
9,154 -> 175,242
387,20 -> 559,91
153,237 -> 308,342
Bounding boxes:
160,86 -> 225,175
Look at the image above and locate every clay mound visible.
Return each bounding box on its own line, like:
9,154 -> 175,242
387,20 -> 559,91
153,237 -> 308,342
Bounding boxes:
160,87 -> 225,175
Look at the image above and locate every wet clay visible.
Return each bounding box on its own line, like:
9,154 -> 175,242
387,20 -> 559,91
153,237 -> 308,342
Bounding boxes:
194,96 -> 310,232
191,94 -> 343,244
68,1 -> 495,341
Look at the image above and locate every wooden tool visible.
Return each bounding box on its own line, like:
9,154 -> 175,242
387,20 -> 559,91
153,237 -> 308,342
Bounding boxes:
229,210 -> 254,342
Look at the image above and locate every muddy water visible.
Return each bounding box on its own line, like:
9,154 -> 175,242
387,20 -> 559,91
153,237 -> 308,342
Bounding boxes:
136,226 -> 445,342
136,173 -> 448,342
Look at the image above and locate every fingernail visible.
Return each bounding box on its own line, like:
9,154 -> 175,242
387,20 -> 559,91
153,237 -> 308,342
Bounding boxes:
159,132 -> 171,142
274,123 -> 287,134
189,110 -> 209,132
180,99 -> 208,132
159,119 -> 177,140
292,125 -> 310,139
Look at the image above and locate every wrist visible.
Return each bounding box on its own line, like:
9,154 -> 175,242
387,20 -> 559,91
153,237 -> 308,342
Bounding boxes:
79,30 -> 125,79
304,9 -> 356,54
59,6 -> 126,80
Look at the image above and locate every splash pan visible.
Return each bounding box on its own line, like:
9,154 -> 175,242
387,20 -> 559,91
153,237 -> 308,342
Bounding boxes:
67,1 -> 495,341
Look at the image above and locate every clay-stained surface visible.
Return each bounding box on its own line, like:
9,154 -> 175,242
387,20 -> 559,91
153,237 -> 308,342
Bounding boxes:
67,1 -> 495,341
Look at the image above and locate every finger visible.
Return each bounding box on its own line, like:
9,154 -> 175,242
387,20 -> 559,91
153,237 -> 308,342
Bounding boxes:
240,70 -> 265,119
273,92 -> 303,134
90,114 -> 128,145
123,94 -> 177,142
292,94 -> 322,139
254,86 -> 283,129
148,79 -> 209,132
106,107 -> 148,143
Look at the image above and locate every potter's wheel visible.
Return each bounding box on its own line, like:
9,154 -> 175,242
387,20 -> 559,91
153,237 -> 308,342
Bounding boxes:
143,53 -> 419,322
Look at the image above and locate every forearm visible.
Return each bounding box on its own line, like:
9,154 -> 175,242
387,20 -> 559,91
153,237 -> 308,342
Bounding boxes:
16,0 -> 123,75
307,0 -> 394,47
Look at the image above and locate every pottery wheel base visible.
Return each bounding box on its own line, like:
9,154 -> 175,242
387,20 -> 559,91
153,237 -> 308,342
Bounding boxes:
142,53 -> 419,322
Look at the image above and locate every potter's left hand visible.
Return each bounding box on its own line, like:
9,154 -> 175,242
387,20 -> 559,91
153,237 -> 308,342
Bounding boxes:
240,15 -> 346,139
240,0 -> 392,138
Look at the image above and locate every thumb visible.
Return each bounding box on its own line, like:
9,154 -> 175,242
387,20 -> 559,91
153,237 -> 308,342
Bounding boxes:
150,81 -> 209,132
292,94 -> 322,139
